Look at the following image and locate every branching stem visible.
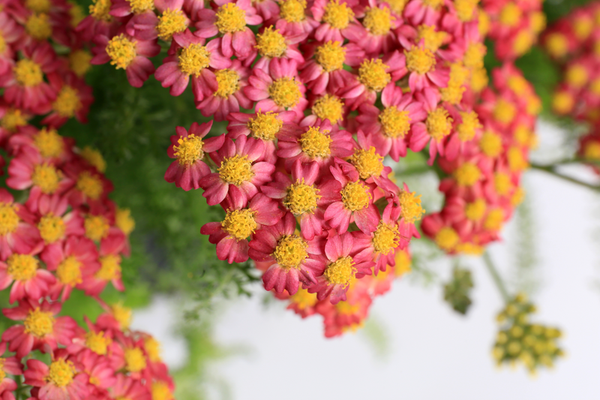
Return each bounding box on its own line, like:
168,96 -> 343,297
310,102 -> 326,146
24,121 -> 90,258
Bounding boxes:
483,251 -> 510,303
529,163 -> 600,192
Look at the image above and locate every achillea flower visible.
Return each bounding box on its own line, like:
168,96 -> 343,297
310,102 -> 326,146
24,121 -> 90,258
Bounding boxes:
27,192 -> 85,245
0,12 -> 24,75
349,1 -> 400,56
404,44 -> 449,92
249,212 -> 326,294
421,212 -> 462,254
0,189 -> 42,261
310,0 -> 359,43
76,0 -> 118,42
0,343 -> 23,394
347,131 -> 396,193
0,250 -> 55,304
253,26 -> 304,71
319,284 -> 372,338
274,0 -> 319,43
199,135 -> 275,206
286,287 -> 319,318
41,72 -> 94,128
76,350 -> 117,393
7,125 -> 72,165
404,0 -> 444,26
110,374 -> 149,400
164,121 -> 225,191
109,0 -> 158,40
201,193 -> 282,263
62,163 -> 113,208
25,352 -> 90,400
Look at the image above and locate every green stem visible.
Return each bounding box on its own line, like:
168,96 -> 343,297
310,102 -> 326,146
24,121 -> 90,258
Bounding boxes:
483,251 -> 510,303
529,163 -> 600,192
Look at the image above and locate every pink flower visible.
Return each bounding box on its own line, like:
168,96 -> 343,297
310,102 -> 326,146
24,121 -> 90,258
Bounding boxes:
346,131 -> 397,193
404,0 -> 443,26
249,212 -> 325,294
310,0 -> 360,43
199,135 -> 275,206
252,26 -> 304,71
273,0 -> 319,43
201,192 -> 282,263
41,72 -> 94,128
0,189 -> 41,261
76,350 -> 116,394
25,351 -> 90,400
76,0 -> 119,42
0,343 -> 23,394
109,0 -> 159,40
110,375 -> 150,400
404,44 -> 449,92
26,192 -> 85,245
0,12 -> 23,76
347,1 -> 400,56
164,121 -> 225,191
0,248 -> 55,304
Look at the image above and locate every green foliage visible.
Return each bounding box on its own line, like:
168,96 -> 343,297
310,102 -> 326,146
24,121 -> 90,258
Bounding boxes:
443,265 -> 474,315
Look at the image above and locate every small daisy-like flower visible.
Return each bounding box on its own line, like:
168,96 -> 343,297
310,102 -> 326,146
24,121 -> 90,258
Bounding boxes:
0,188 -> 42,261
77,350 -> 117,393
404,44 -> 448,92
310,0 -> 358,43
274,0 -> 319,43
0,343 -> 23,394
347,131 -> 396,193
421,213 -> 462,254
41,72 -> 94,128
253,26 -> 304,71
109,0 -> 158,40
350,0 -> 400,56
404,0 -> 444,26
76,0 -> 118,42
25,352 -> 90,400
0,249 -> 55,304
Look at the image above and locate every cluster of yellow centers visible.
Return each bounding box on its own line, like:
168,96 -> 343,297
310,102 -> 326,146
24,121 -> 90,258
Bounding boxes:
465,198 -> 486,221
106,34 -> 137,70
284,178 -> 320,215
363,6 -> 393,36
290,287 -> 318,310
349,147 -> 383,179
81,146 -> 107,172
494,99 -> 516,124
372,222 -> 400,255
435,226 -> 459,251
279,0 -> 306,22
47,359 -> 76,387
358,59 -> 390,92
57,256 -> 83,286
69,50 -> 92,77
53,86 -> 81,118
273,234 -> 308,269
399,190 -> 425,224
32,164 -> 60,194
7,254 -> 38,282
299,126 -> 332,158
222,208 -> 257,240
39,213 -> 66,243
174,134 -> 204,166
421,0 -> 443,9
178,43 -> 210,77
152,381 -> 173,400
24,307 -> 54,338
341,181 -> 371,211
125,347 -> 147,373
13,59 -> 44,87
379,106 -> 411,138
85,215 -> 110,241
269,77 -> 302,109
145,337 -> 162,362
457,111 -> 481,142
315,41 -> 346,72
77,171 -> 104,200
406,46 -> 435,75
157,9 -> 188,41
86,331 -> 111,355
1,109 -> 28,132
215,69 -> 240,98
454,162 -> 481,186
463,43 -> 486,69
215,3 -> 246,34
426,107 -> 453,140
323,0 -> 354,29
129,0 -> 154,14
324,256 -> 355,286
89,0 -> 112,22
34,127 -> 64,158
382,0 -> 407,15
499,2 -> 521,27
111,303 -> 132,329
218,154 -> 255,185
256,27 -> 287,58
96,254 -> 122,281
312,94 -> 344,124
25,13 -> 52,40
417,24 -> 446,52
454,0 -> 477,22
248,112 -> 283,141
0,203 -> 20,235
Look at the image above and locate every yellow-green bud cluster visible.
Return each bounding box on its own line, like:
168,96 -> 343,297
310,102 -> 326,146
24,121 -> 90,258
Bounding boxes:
443,266 -> 473,315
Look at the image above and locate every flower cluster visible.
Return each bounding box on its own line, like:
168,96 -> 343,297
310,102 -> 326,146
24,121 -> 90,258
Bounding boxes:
481,0 -> 545,60
492,293 -> 564,374
421,63 -> 539,255
542,2 -> 600,174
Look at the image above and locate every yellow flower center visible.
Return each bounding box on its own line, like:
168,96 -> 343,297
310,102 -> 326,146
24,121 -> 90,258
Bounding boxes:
299,126 -> 332,158
507,75 -> 528,96
394,249 -> 411,276
124,347 -> 147,373
426,108 -> 453,140
421,0 -> 443,8
545,33 -> 568,58
34,128 -> 64,158
174,134 -> 204,167
70,3 -> 84,27
256,26 -> 287,58
218,154 -> 255,185
382,0 -> 406,14
47,359 -> 75,387
364,7 -> 393,36
406,47 -> 435,74
157,9 -> 187,41
531,11 -> 546,33
512,31 -> 533,56
111,303 -> 132,329
463,42 -> 486,69
435,227 -> 459,251
13,59 -> 44,87
24,308 -> 54,338
290,287 -> 317,309
372,222 -> 400,254
77,171 -> 103,200
89,0 -> 112,21
416,24 -> 446,52
145,337 -> 162,362
215,69 -> 240,98
32,164 -> 60,194
565,64 -> 588,89
341,181 -> 371,211
7,254 -> 38,281
379,106 -> 411,138
454,162 -> 481,186
456,111 -> 480,141
215,3 -> 246,34
399,190 -> 425,224
106,34 -> 136,70
552,91 -> 574,114
324,256 -> 355,285
96,254 -> 121,280
268,77 -> 302,109
336,300 -> 359,315
1,109 -> 28,132
449,62 -> 470,86
349,147 -> 383,179
494,172 -> 511,196
86,331 -> 110,355
57,256 -> 82,286
484,209 -> 504,231
584,142 -> 600,160
129,0 -> 154,14
85,215 -> 110,241
508,147 -> 528,172
222,209 -> 257,240
312,94 -> 344,124
0,204 -> 19,236
323,0 -> 354,30
454,0 -> 477,21
314,41 -> 346,72
26,0 -> 50,12
479,130 -> 503,158
284,179 -> 321,215
440,83 -> 465,105
471,67 -> 488,93
273,234 -> 308,269
0,359 -> 5,381
69,50 -> 92,77
493,99 -> 516,124
358,59 -> 390,92
81,147 -> 106,172
152,382 -> 173,400
52,86 -> 81,118
279,0 -> 306,22
39,214 -> 65,243
25,13 -> 52,40
465,198 -> 486,221
116,208 -> 135,235
248,112 -> 283,141
178,43 -> 210,77
499,2 -> 521,27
